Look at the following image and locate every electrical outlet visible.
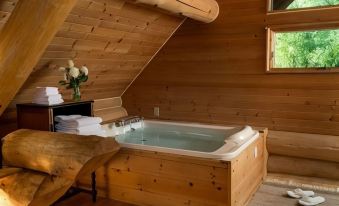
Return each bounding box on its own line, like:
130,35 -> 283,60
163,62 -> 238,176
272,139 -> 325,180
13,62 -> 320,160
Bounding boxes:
254,146 -> 258,158
154,107 -> 160,117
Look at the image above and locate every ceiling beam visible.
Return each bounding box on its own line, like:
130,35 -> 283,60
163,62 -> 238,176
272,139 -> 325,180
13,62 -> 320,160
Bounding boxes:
0,0 -> 77,116
133,0 -> 219,23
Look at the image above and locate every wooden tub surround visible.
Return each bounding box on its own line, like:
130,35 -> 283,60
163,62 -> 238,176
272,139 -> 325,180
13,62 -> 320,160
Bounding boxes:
56,184 -> 339,206
77,129 -> 267,206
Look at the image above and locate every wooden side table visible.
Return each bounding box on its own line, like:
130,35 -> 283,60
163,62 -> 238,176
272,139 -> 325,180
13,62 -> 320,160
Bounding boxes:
16,101 -> 93,131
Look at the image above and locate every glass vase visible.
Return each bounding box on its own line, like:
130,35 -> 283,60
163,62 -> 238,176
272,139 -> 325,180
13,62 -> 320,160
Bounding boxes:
72,86 -> 81,101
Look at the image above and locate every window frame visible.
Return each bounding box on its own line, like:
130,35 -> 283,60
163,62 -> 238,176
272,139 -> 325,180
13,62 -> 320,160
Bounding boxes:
267,0 -> 339,13
266,22 -> 339,73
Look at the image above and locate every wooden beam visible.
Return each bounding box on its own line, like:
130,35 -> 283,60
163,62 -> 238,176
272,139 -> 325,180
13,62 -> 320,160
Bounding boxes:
133,0 -> 219,23
0,0 -> 77,116
268,155 -> 339,180
267,130 -> 339,163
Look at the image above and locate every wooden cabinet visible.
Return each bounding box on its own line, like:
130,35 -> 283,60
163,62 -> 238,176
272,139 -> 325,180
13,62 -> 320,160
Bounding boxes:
16,101 -> 94,131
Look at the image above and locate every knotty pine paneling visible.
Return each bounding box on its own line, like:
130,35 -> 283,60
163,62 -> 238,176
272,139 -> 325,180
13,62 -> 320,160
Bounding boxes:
123,0 -> 339,136
0,0 -> 18,136
0,0 -> 183,137
0,0 -> 16,30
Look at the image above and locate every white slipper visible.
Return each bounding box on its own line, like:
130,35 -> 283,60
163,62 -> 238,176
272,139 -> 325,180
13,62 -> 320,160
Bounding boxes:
287,188 -> 315,198
298,196 -> 325,206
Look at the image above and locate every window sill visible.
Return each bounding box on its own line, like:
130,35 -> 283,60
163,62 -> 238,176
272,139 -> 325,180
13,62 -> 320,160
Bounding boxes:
267,4 -> 339,14
266,68 -> 339,74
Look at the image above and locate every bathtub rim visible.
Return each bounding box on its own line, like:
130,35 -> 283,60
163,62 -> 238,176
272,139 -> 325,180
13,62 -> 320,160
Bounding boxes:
103,119 -> 261,161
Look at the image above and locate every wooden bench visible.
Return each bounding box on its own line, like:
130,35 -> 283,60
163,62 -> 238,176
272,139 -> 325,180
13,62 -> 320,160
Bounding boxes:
0,129 -> 120,206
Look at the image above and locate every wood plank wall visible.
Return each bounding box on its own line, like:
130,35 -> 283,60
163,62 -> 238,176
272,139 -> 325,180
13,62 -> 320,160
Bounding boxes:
122,0 -> 339,136
0,0 -> 183,136
93,97 -> 128,122
0,0 -> 16,30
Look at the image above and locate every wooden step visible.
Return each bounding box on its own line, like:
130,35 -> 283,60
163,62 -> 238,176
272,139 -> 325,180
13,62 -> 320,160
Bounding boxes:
55,192 -> 135,206
249,183 -> 339,206
265,173 -> 339,194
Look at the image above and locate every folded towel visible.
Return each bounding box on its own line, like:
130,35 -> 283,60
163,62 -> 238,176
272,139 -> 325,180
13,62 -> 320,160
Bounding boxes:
35,87 -> 59,95
34,94 -> 62,100
57,129 -> 106,137
32,98 -> 64,105
55,123 -> 101,133
54,115 -> 82,122
33,97 -> 63,104
56,116 -> 102,127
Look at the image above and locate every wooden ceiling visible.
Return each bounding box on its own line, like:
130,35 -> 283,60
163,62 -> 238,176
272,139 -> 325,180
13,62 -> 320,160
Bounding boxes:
0,0 -> 78,116
0,0 -> 184,136
18,0 -> 183,102
0,0 -> 16,30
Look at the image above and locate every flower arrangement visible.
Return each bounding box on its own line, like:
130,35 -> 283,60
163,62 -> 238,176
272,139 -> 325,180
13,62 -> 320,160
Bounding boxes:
59,60 -> 88,101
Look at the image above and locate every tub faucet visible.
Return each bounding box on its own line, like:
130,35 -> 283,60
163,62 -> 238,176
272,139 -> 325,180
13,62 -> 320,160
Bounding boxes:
115,116 -> 143,127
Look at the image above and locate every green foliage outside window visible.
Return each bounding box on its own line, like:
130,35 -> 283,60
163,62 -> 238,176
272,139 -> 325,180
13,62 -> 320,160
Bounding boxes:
287,0 -> 339,9
274,29 -> 339,69
271,0 -> 339,70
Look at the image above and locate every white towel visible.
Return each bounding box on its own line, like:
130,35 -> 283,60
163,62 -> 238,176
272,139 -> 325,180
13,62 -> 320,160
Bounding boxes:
32,98 -> 64,105
58,129 -> 106,137
34,94 -> 62,100
33,97 -> 63,104
35,87 -> 59,95
56,116 -> 102,127
55,123 -> 101,133
54,115 -> 82,122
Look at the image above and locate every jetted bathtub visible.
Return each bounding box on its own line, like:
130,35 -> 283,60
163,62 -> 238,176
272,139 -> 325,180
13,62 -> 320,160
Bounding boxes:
79,119 -> 266,206
102,119 -> 259,160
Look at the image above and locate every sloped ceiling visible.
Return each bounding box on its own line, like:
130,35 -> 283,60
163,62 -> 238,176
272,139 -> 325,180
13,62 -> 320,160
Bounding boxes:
0,0 -> 184,135
0,0 -> 16,30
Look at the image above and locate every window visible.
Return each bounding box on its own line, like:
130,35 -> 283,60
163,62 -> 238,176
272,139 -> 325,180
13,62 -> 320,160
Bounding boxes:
270,0 -> 339,11
266,26 -> 339,73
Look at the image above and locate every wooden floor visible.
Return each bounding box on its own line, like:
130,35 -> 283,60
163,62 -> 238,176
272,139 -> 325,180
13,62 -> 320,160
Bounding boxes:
249,184 -> 339,206
56,184 -> 339,206
54,193 -> 135,206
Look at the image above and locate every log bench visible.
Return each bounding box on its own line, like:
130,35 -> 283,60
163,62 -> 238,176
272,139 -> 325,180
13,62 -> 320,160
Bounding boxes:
0,129 -> 120,206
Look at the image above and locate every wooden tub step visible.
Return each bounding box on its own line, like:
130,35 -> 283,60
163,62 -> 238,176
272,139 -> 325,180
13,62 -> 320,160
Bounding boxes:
265,173 -> 339,194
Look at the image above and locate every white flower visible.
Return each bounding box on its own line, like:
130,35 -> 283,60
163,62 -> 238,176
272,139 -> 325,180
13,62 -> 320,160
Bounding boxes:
80,66 -> 89,75
58,67 -> 65,72
63,73 -> 67,81
69,67 -> 80,78
68,60 -> 75,68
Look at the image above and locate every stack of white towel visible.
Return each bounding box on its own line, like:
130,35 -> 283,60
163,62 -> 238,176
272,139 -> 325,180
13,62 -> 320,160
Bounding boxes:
32,87 -> 64,105
54,115 -> 106,137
